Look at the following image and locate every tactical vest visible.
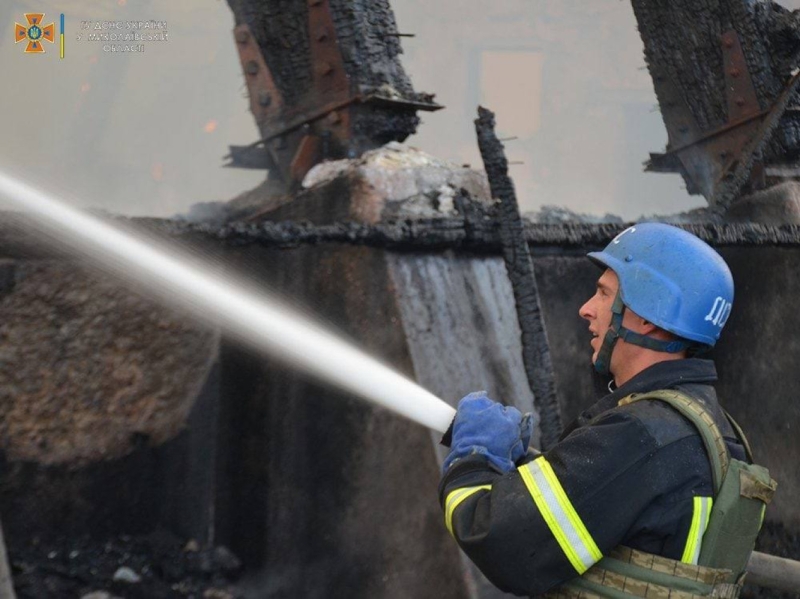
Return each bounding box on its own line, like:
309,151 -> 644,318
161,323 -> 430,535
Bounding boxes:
543,390 -> 777,599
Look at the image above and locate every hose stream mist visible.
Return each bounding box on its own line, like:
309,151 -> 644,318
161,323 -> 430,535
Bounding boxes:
0,172 -> 456,433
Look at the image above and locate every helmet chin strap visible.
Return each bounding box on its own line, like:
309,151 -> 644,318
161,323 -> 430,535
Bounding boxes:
593,291 -> 692,377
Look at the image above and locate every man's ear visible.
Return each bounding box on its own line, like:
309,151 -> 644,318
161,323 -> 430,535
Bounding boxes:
639,318 -> 659,335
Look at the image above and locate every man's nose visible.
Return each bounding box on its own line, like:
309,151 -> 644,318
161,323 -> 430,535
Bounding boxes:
579,298 -> 594,320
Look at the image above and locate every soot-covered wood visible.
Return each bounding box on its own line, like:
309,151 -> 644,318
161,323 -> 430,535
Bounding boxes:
632,1 -> 800,200
225,0 -> 426,147
475,107 -> 564,450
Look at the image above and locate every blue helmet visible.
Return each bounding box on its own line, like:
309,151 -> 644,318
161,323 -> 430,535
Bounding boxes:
587,223 -> 734,374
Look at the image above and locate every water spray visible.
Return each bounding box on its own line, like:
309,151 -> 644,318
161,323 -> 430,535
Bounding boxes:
0,172 -> 456,433
6,175 -> 800,591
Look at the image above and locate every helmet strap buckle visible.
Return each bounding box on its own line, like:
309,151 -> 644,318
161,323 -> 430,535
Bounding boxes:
593,291 -> 691,377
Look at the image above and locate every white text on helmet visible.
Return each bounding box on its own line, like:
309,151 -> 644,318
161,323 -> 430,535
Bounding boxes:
704,297 -> 732,327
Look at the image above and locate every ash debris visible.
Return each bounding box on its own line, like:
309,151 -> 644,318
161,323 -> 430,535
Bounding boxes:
634,206 -> 724,225
181,142 -> 493,226
177,178 -> 289,225
10,529 -> 243,599
301,142 -> 492,222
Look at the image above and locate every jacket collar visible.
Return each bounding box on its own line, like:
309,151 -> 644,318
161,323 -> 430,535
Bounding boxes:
563,359 -> 718,436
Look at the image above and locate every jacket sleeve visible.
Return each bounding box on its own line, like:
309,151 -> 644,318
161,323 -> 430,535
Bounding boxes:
438,406 -> 679,596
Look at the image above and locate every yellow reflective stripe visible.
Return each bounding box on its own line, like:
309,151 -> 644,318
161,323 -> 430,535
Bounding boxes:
518,458 -> 602,574
681,496 -> 713,564
444,485 -> 491,537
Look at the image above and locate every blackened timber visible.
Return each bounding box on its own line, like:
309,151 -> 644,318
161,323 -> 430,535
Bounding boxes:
7,217 -> 800,259
474,107 -> 563,450
225,0 -> 440,187
227,0 -> 312,107
632,0 -> 800,207
190,221 -> 800,248
228,0 -> 313,104
713,69 -> 800,212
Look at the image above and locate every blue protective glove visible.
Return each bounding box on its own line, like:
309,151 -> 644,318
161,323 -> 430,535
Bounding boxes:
443,391 -> 534,473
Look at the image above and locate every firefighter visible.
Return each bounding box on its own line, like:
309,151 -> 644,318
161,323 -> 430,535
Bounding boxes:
440,223 -> 773,597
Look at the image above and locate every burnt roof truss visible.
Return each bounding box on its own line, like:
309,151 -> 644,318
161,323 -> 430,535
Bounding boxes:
226,1 -> 441,188
647,30 -> 800,212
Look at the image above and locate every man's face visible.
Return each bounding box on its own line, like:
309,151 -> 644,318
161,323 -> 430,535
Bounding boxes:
578,269 -> 619,365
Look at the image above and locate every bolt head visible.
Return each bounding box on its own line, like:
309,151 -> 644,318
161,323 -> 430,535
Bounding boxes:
735,96 -> 745,106
245,60 -> 259,75
258,91 -> 272,107
235,30 -> 250,44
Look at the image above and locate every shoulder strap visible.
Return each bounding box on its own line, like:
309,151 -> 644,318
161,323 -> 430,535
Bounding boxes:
722,407 -> 755,463
618,390 -> 729,495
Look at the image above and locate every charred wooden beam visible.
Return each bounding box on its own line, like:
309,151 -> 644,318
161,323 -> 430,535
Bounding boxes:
193,220 -> 800,249
633,1 -> 800,212
474,106 -> 563,450
225,0 -> 441,189
7,216 -> 800,259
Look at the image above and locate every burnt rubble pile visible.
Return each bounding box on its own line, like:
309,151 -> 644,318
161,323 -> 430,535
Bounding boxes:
10,529 -> 242,599
181,142 -> 493,226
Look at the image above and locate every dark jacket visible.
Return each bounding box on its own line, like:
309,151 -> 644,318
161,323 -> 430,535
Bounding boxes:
438,359 -> 746,597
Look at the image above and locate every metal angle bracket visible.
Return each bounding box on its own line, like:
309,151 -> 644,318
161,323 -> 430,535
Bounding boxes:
233,24 -> 283,127
721,30 -> 761,123
307,0 -> 351,103
646,30 -> 767,202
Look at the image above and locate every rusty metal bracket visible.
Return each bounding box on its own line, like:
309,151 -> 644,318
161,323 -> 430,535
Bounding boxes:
307,0 -> 351,105
242,93 -> 443,147
712,68 -> 800,211
233,24 -> 283,127
722,30 -> 761,122
224,144 -> 273,170
225,87 -> 445,172
646,30 -> 788,206
229,1 -> 443,187
647,73 -> 715,197
289,134 -> 322,183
